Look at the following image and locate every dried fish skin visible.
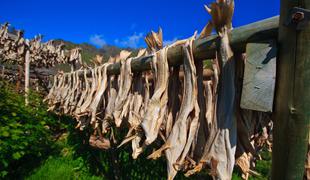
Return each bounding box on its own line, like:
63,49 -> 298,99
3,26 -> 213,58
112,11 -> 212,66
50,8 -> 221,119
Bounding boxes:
87,63 -> 111,127
141,47 -> 170,145
147,34 -> 199,180
165,66 -> 182,138
186,1 -> 237,179
113,57 -> 133,127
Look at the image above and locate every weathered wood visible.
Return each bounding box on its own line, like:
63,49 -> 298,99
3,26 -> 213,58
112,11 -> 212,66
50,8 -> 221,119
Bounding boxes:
25,50 -> 30,105
241,40 -> 277,112
71,16 -> 279,77
272,0 -> 310,179
193,16 -> 279,61
1,65 -> 4,78
16,65 -> 23,91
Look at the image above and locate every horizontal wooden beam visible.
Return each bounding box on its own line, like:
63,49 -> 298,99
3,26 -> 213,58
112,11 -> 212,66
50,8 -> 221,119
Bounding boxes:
6,16 -> 279,78
105,16 -> 279,75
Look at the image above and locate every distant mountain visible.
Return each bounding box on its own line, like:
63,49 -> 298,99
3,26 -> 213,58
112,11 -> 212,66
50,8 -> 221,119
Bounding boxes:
53,39 -> 139,65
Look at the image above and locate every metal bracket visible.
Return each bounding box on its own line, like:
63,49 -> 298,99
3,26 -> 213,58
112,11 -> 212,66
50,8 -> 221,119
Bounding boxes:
285,7 -> 310,30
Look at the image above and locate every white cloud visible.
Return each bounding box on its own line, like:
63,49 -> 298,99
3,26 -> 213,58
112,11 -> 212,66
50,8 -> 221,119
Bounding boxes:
163,37 -> 178,46
89,34 -> 106,47
115,32 -> 144,48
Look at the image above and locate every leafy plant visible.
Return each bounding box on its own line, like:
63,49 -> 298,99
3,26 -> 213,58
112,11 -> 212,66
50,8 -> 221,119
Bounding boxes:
0,81 -> 61,179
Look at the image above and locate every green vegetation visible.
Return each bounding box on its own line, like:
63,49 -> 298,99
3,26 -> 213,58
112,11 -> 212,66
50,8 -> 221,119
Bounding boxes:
26,134 -> 101,180
252,150 -> 272,179
0,81 -> 60,178
26,156 -> 101,180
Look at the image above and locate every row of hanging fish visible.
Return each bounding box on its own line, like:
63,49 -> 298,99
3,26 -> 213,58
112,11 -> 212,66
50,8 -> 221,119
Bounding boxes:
0,22 -> 82,68
44,1 -> 273,179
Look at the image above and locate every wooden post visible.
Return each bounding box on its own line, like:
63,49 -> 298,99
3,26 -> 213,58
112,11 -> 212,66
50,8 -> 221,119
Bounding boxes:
25,50 -> 30,105
1,65 -> 4,78
16,65 -> 22,91
272,0 -> 310,179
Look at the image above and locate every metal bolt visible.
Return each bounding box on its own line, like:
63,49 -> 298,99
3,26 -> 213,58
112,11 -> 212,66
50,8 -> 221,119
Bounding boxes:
292,11 -> 305,23
290,107 -> 297,114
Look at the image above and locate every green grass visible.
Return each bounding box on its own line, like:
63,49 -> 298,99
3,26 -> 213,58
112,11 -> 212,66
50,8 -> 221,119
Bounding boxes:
26,157 -> 101,180
26,132 -> 102,180
251,150 -> 272,180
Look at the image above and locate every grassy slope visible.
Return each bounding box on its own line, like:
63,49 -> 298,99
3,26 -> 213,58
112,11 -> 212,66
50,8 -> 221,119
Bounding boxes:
26,133 -> 102,180
26,157 -> 101,180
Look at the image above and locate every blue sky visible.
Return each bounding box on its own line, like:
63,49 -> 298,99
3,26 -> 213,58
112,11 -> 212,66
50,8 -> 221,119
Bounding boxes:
0,0 -> 280,48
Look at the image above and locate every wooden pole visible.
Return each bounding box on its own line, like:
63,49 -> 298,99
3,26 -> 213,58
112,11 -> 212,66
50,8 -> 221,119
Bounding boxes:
272,0 -> 310,179
1,65 -> 4,78
65,16 -> 279,78
110,16 -> 278,75
16,65 -> 22,91
25,50 -> 30,105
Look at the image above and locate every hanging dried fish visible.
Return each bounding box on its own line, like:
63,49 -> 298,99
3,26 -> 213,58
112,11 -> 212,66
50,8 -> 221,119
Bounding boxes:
147,34 -> 199,180
71,70 -> 84,114
116,49 -> 148,157
113,50 -> 132,127
117,73 -> 144,146
80,68 -> 98,115
164,66 -> 182,139
132,72 -> 153,159
87,63 -> 111,128
186,1 -> 237,179
75,68 -> 98,130
60,74 -> 72,111
49,73 -> 66,111
141,46 -> 170,145
145,28 -> 163,52
63,71 -> 79,114
74,69 -> 91,117
174,34 -> 201,171
191,80 -> 214,163
102,57 -> 119,134
181,55 -> 208,171
44,73 -> 60,104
